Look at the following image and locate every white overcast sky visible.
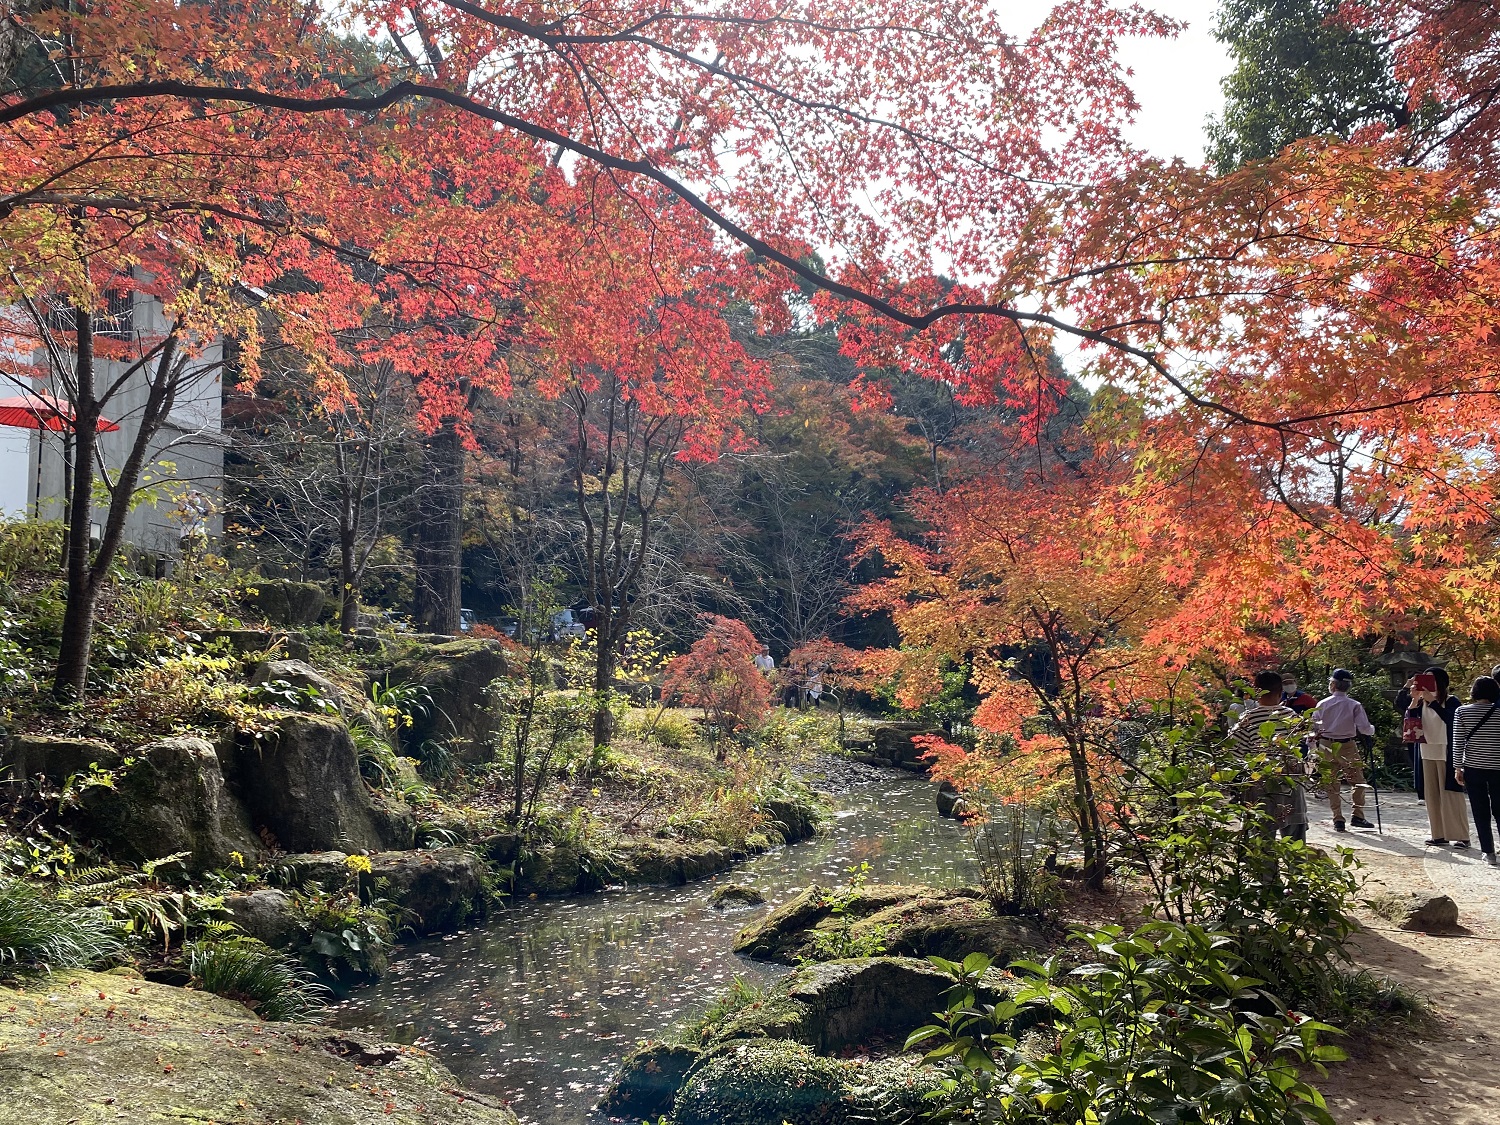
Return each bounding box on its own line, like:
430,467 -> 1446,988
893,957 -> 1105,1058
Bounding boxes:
1115,0 -> 1234,162
997,0 -> 1233,163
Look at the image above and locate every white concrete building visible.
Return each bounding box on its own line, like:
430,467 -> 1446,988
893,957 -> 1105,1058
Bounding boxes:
0,290 -> 225,556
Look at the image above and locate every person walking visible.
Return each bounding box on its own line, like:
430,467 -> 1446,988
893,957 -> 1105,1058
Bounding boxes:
1231,670 -> 1308,840
1407,668 -> 1470,848
1311,669 -> 1375,832
1455,676 -> 1500,866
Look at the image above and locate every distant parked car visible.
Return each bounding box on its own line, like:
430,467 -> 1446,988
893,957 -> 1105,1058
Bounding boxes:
550,608 -> 586,641
459,608 -> 477,633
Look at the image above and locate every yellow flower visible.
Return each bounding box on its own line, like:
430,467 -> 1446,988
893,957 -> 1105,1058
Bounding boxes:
229,851 -> 245,869
344,854 -> 373,874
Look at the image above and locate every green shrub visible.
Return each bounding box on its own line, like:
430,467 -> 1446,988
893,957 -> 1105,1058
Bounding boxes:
0,877 -> 124,969
645,708 -> 700,749
911,924 -> 1345,1125
0,519 -> 63,587
187,935 -> 327,1020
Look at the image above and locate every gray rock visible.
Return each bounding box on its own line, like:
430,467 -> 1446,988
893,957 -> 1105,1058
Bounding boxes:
711,883 -> 767,908
75,737 -> 263,872
239,578 -> 327,626
273,850 -> 354,888
735,883 -> 1040,965
710,957 -> 952,1053
600,1042 -> 703,1118
224,888 -> 300,947
369,848 -> 488,934
935,779 -> 968,818
1398,892 -> 1460,932
250,658 -> 348,712
1,735 -> 119,788
870,722 -> 942,771
223,715 -> 395,853
389,639 -> 509,756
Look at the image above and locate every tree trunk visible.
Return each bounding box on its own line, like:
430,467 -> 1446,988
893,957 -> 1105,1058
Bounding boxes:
413,421 -> 463,634
53,307 -> 100,700
593,621 -> 616,748
338,523 -> 360,633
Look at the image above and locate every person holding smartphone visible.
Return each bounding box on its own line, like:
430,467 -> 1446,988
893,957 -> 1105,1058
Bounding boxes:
1407,669 -> 1470,847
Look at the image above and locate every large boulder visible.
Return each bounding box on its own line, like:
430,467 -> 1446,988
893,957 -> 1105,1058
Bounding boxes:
671,1041 -> 941,1125
224,888 -> 300,947
368,848 -> 488,934
249,658 -> 349,713
735,884 -> 1040,965
709,957 -> 952,1054
388,638 -> 509,757
600,1042 -> 703,1118
0,970 -> 517,1125
239,578 -> 327,626
223,715 -> 397,853
275,848 -> 487,935
1,735 -> 118,789
74,737 -> 263,872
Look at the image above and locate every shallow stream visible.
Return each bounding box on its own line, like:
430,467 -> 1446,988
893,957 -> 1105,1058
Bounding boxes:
332,761 -> 978,1125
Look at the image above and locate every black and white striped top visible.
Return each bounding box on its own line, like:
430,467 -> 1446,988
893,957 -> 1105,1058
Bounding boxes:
1454,702 -> 1500,771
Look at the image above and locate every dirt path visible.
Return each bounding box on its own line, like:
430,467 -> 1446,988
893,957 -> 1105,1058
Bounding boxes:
1304,790 -> 1500,1122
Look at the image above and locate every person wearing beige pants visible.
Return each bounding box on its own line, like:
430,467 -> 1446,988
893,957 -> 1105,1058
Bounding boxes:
1319,739 -> 1370,824
1412,677 -> 1470,846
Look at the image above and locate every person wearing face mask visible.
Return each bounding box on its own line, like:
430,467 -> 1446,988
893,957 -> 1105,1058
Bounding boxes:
1281,674 -> 1317,714
1406,668 -> 1470,848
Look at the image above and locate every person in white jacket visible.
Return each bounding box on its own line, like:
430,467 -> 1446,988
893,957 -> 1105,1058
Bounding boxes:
1406,668 -> 1471,848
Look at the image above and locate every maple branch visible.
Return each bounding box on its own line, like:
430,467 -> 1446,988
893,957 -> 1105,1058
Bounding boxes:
0,80 -> 1167,382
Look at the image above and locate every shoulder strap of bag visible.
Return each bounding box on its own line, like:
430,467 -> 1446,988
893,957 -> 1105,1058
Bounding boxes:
1464,703 -> 1498,744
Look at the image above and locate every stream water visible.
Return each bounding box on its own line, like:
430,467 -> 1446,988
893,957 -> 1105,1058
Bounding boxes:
331,761 -> 978,1125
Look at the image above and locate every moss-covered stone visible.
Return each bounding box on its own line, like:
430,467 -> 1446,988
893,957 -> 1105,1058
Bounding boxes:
222,715 -> 400,853
710,883 -> 767,908
1,735 -> 118,789
599,1041 -> 703,1118
388,638 -> 509,758
671,1040 -> 855,1125
734,883 -> 1041,965
708,958 -> 952,1053
0,970 -> 516,1125
239,578 -> 328,626
74,736 -> 264,872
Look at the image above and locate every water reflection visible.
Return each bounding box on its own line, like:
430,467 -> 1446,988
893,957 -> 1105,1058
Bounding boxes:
332,764 -> 976,1125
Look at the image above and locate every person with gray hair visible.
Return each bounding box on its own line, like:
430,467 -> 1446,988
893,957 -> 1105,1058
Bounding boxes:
1311,669 -> 1375,832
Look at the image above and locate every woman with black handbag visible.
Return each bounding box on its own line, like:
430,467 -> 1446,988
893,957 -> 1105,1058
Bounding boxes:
1454,676 -> 1500,866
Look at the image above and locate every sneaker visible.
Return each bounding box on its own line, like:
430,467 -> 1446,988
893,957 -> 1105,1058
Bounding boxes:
1486,853 -> 1499,866
1425,838 -> 1450,846
1351,817 -> 1375,829
1333,819 -> 1347,832
1454,841 -> 1471,849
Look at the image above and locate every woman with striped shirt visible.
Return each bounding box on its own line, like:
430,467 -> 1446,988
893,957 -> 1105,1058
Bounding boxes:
1454,676 -> 1500,866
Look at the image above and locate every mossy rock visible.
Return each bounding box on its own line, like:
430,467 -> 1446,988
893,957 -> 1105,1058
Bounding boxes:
239,578 -> 327,626
74,736 -> 264,872
1,735 -> 118,789
707,958 -> 952,1054
734,883 -> 1041,965
671,1040 -> 855,1125
711,882 -> 767,908
388,638 -> 509,758
599,1041 -> 703,1118
0,970 -> 516,1125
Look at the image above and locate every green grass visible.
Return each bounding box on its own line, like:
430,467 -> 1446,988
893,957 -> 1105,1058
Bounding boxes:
0,877 -> 125,969
186,936 -> 328,1021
